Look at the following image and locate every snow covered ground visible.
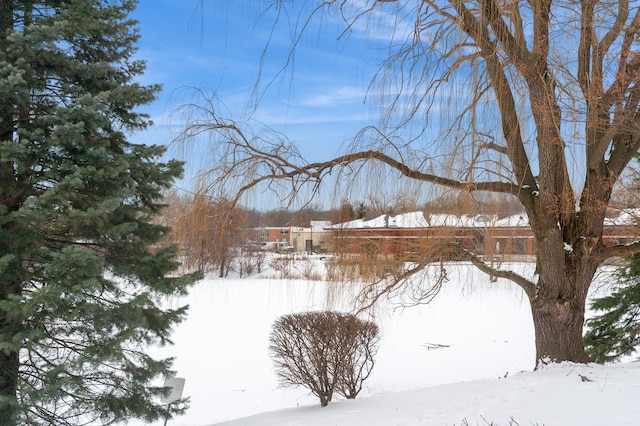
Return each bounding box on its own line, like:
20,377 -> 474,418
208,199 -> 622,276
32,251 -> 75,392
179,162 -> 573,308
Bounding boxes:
213,361 -> 640,426
128,259 -> 640,426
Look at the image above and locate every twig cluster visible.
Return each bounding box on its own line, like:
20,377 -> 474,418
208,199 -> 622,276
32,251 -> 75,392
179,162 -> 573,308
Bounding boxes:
269,311 -> 380,406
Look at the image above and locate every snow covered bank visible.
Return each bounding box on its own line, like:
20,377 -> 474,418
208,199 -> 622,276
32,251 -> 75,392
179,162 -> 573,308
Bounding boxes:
211,361 -> 640,426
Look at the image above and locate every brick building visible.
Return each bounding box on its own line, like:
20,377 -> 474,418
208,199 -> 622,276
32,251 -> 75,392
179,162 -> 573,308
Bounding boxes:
326,211 -> 638,260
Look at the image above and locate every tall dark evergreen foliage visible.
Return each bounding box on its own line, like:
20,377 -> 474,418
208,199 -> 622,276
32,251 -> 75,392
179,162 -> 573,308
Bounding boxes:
0,1 -> 200,424
584,254 -> 640,364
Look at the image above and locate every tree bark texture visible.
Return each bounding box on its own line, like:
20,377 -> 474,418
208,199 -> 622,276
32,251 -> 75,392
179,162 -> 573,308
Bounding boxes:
530,288 -> 591,365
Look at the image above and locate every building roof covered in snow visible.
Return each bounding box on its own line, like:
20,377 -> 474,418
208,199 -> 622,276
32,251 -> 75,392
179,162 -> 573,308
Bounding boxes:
326,211 -> 530,230
327,209 -> 640,230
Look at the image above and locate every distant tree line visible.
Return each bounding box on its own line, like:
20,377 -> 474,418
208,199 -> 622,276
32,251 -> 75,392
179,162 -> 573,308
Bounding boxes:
162,191 -> 530,231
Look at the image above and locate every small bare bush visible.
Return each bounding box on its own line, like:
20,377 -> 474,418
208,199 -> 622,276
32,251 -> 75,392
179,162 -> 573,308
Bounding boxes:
269,255 -> 294,277
269,311 -> 380,407
232,250 -> 266,277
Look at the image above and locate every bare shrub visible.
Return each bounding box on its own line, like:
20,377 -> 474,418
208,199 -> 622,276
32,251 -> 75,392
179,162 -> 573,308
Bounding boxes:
269,255 -> 294,277
269,311 -> 380,406
232,250 -> 266,277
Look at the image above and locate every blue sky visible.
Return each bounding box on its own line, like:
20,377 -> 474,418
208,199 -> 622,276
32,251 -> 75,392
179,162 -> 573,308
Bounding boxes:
129,0 -> 392,187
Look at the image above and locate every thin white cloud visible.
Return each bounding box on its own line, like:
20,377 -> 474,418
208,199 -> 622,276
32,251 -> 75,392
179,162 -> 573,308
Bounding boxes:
287,85 -> 366,108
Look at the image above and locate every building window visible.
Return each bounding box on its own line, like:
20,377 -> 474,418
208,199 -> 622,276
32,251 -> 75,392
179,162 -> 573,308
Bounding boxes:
513,238 -> 527,255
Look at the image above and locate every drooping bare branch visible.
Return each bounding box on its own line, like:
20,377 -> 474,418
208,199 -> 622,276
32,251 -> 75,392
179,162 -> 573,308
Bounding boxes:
174,90 -> 523,209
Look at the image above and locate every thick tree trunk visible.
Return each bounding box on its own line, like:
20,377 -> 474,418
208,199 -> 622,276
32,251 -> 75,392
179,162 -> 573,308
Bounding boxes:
523,209 -> 599,367
530,293 -> 591,366
528,253 -> 593,366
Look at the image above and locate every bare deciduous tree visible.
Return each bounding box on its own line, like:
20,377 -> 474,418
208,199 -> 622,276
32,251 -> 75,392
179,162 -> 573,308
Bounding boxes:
163,188 -> 246,277
269,311 -> 380,406
182,1 -> 640,365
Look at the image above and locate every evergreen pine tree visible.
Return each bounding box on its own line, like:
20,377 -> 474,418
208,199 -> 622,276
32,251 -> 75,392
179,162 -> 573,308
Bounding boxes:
584,254 -> 640,364
0,1 -> 201,424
